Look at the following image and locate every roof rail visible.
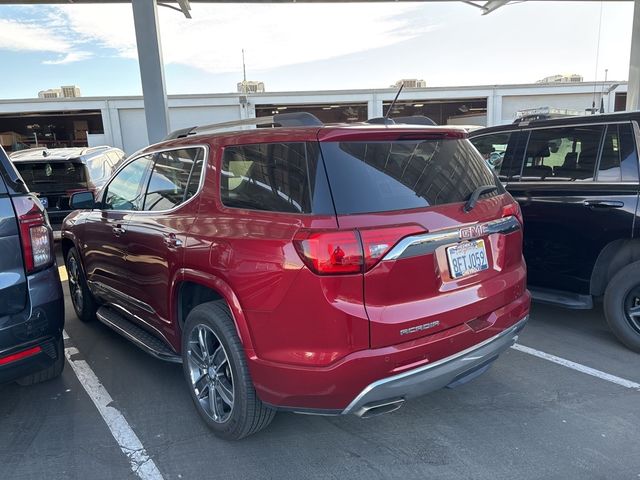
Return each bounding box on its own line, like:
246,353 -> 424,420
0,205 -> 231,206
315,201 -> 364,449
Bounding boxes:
365,115 -> 437,126
164,112 -> 323,141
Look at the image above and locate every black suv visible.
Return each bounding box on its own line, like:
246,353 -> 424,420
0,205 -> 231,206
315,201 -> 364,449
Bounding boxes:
469,111 -> 640,351
0,146 -> 64,385
9,146 -> 125,234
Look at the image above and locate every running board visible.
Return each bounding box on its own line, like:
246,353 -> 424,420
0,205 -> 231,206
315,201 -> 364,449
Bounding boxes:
529,287 -> 593,310
96,307 -> 182,363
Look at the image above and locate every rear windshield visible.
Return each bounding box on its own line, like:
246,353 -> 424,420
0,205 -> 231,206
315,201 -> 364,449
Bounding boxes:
15,161 -> 87,188
320,139 -> 499,215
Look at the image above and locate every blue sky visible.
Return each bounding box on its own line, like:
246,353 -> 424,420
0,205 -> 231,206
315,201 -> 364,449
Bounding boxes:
0,2 -> 633,99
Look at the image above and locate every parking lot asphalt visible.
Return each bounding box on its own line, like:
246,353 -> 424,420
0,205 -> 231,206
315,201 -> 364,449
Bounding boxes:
1,249 -> 639,480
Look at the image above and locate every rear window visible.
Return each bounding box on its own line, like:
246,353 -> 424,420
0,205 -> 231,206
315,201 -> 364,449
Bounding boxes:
220,142 -> 333,215
15,161 -> 87,186
320,139 -> 499,215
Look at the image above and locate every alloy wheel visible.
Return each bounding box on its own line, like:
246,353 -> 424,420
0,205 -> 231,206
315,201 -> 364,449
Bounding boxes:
67,255 -> 83,315
624,286 -> 640,334
186,324 -> 234,423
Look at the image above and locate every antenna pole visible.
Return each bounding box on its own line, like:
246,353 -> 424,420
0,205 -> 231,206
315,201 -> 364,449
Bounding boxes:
242,49 -> 247,95
385,82 -> 404,122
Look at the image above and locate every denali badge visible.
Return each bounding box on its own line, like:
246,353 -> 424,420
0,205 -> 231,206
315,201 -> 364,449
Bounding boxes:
400,321 -> 440,336
459,224 -> 487,240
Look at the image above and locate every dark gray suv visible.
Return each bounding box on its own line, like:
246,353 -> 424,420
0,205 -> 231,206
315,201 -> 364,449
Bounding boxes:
0,146 -> 64,385
9,146 -> 125,234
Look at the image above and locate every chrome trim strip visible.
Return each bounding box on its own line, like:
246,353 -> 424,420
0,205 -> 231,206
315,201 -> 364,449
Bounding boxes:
342,315 -> 528,415
383,215 -> 520,261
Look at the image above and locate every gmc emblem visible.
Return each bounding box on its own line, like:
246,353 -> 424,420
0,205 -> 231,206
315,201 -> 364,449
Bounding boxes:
459,224 -> 487,240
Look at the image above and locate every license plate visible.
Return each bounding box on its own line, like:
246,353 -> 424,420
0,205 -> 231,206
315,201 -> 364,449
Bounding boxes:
39,197 -> 48,208
446,239 -> 489,279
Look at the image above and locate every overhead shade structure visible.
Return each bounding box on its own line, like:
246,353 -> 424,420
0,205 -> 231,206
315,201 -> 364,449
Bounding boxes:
2,0 -> 637,142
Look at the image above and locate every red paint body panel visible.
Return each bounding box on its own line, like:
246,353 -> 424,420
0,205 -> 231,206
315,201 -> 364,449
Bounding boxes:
64,124 -> 531,412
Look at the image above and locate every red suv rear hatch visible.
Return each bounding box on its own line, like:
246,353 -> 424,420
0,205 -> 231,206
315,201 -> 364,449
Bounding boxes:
317,127 -> 525,348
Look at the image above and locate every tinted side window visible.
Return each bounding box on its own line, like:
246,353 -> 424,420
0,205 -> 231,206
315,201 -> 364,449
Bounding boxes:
221,143 -> 316,214
523,125 -> 604,181
470,132 -> 520,181
103,156 -> 152,211
320,139 -> 500,215
597,123 -> 639,182
143,148 -> 204,212
87,156 -> 106,180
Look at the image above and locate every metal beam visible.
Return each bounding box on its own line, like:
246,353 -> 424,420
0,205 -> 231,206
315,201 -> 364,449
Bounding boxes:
131,0 -> 170,144
627,0 -> 640,110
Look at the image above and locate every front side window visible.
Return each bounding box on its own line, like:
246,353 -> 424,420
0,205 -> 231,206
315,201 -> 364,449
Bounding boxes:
102,155 -> 153,211
522,125 -> 605,181
221,143 -> 316,214
143,148 -> 205,212
597,123 -> 639,182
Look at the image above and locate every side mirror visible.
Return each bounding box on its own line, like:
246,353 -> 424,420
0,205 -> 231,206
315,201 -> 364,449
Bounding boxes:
70,191 -> 95,210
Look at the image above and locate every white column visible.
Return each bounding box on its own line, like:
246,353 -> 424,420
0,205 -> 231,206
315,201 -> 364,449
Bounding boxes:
131,0 -> 170,143
626,0 -> 640,111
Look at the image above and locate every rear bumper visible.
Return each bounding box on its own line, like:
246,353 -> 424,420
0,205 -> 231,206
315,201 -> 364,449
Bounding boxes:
251,291 -> 530,412
343,315 -> 527,416
0,266 -> 64,384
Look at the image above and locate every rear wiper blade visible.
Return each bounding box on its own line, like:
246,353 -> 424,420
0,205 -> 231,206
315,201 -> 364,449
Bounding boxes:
464,184 -> 497,212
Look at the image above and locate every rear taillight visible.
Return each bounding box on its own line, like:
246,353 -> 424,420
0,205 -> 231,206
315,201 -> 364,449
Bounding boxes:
502,202 -> 523,225
12,196 -> 53,274
294,230 -> 363,275
294,225 -> 424,275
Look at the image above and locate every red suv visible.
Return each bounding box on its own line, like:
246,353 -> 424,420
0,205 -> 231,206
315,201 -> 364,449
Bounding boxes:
62,113 -> 530,439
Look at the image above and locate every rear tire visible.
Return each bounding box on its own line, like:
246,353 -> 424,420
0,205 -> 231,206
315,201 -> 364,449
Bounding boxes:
604,261 -> 640,352
16,336 -> 65,386
65,247 -> 97,323
181,300 -> 275,440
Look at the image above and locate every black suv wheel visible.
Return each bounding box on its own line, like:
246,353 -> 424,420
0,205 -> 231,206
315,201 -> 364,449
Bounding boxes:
604,261 -> 640,352
65,247 -> 97,323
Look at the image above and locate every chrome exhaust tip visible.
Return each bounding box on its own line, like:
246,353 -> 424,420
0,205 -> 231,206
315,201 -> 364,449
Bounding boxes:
354,398 -> 405,419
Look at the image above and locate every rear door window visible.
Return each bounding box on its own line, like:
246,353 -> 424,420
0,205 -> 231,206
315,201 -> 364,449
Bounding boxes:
221,142 -> 330,214
320,139 -> 500,215
522,125 -> 605,181
597,123 -> 639,182
142,148 -> 204,211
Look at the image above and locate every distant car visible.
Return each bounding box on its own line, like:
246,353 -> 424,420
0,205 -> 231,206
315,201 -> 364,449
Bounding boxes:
0,146 -> 64,385
9,146 -> 125,235
62,113 -> 529,439
469,111 -> 640,352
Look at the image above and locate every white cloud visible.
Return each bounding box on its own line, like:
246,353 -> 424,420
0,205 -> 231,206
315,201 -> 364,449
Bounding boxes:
43,51 -> 93,65
0,18 -> 71,53
53,4 -> 433,73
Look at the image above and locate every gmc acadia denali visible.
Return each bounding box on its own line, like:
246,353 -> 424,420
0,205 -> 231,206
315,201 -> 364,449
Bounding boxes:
62,113 -> 530,439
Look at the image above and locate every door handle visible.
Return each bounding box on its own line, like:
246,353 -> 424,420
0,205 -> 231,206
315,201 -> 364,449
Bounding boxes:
583,200 -> 624,209
112,225 -> 126,235
163,233 -> 183,247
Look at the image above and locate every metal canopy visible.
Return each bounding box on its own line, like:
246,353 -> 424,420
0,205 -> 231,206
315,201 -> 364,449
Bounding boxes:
1,0 -> 637,141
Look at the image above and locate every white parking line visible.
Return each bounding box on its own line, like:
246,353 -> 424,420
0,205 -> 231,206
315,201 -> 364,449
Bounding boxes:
63,336 -> 164,480
512,343 -> 640,390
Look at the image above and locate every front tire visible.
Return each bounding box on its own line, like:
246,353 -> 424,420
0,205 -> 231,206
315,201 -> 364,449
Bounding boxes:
604,261 -> 640,352
65,247 -> 97,323
181,301 -> 275,440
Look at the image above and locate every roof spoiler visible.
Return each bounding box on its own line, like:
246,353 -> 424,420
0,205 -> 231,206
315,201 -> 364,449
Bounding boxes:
164,112 -> 323,140
365,115 -> 437,126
